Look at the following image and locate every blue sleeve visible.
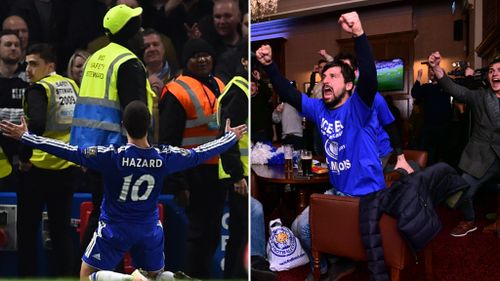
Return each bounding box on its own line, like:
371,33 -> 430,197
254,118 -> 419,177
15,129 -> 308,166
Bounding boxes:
374,94 -> 395,126
21,132 -> 113,170
301,94 -> 322,124
262,63 -> 303,111
354,34 -> 378,107
161,131 -> 237,174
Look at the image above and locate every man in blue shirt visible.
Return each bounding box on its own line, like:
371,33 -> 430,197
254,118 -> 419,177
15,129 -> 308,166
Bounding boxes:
256,11 -> 383,280
256,12 -> 383,196
0,101 -> 246,281
335,52 -> 416,174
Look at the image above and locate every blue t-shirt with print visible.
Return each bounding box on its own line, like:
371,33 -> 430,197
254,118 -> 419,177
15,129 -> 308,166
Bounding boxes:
373,93 -> 395,158
302,92 -> 386,196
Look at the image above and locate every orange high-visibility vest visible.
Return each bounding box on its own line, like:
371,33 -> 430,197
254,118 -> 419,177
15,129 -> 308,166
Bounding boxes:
163,75 -> 225,164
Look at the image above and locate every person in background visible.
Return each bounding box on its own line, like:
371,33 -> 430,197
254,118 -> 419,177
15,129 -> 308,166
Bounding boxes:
66,49 -> 90,86
411,62 -> 452,165
250,69 -> 274,143
70,4 -> 155,266
2,15 -> 29,58
0,30 -> 28,191
203,0 -> 243,83
272,100 -> 305,150
143,28 -> 178,95
159,38 -> 225,278
18,43 -> 79,277
428,53 -> 500,237
0,101 -> 247,281
216,40 -> 249,279
241,11 -> 248,38
307,50 -> 333,99
335,52 -> 415,174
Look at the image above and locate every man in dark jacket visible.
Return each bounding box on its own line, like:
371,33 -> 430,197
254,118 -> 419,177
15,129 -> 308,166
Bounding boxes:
428,53 -> 500,237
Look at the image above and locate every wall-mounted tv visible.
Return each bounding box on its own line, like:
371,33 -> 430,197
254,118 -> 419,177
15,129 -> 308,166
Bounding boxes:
375,58 -> 404,92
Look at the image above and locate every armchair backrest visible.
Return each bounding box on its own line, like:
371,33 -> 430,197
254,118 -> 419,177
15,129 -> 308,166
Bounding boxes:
309,193 -> 408,269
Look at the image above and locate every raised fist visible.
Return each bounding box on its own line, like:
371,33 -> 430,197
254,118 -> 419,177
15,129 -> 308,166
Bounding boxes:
428,52 -> 441,68
338,11 -> 364,37
255,45 -> 273,66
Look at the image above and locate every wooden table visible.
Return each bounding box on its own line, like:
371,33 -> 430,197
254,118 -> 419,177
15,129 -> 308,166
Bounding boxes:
251,164 -> 330,214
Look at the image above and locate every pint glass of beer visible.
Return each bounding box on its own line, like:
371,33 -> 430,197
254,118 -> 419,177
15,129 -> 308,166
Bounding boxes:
284,144 -> 293,172
300,150 -> 313,176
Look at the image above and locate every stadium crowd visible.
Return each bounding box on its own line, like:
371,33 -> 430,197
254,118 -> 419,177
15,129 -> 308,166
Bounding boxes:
0,0 -> 249,280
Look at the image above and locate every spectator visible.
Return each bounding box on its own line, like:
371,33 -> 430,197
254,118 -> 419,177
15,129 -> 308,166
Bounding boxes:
66,49 -> 90,86
428,53 -> 500,237
336,52 -> 414,174
203,0 -> 243,82
411,64 -> 453,165
203,0 -> 241,55
0,30 -> 28,191
158,38 -> 225,278
307,50 -> 333,99
2,15 -> 29,58
140,0 -> 213,65
250,69 -> 274,143
216,40 -> 249,279
0,101 -> 246,281
241,11 -> 248,38
18,43 -> 79,277
65,0 -> 111,58
143,28 -> 177,92
70,4 -> 155,269
256,12 -> 382,280
9,0 -> 72,74
272,101 -> 304,150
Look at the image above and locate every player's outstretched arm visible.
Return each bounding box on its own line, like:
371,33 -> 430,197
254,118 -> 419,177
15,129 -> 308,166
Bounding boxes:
0,117 -> 108,169
163,119 -> 247,173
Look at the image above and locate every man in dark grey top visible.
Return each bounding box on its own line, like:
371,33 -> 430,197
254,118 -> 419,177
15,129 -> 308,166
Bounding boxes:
428,52 -> 500,237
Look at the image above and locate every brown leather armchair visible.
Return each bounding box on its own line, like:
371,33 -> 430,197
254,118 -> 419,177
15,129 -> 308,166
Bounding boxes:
309,150 -> 431,281
388,149 -> 429,171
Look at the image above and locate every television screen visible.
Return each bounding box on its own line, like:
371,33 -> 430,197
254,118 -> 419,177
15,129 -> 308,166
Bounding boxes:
375,58 -> 404,91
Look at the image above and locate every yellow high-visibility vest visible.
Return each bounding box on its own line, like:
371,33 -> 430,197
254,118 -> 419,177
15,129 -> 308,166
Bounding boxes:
71,42 -> 155,146
0,146 -> 12,178
216,76 -> 249,179
28,74 -> 79,170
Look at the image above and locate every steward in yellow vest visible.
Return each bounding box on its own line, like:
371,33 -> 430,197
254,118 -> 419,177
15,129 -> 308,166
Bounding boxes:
22,47 -> 79,170
68,4 -> 157,265
0,146 -> 12,178
215,41 -> 249,278
217,76 -> 249,180
71,5 -> 155,147
17,43 -> 78,277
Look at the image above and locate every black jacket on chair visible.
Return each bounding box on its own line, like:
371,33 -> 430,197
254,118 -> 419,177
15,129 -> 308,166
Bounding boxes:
359,162 -> 469,281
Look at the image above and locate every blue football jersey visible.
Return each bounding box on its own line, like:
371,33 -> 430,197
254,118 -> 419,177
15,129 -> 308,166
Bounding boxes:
301,91 -> 386,196
373,93 -> 396,158
21,132 -> 237,224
